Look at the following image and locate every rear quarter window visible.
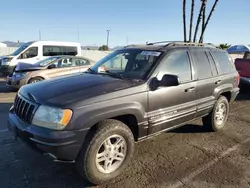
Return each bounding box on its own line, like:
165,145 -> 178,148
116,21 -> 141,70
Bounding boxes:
213,51 -> 235,74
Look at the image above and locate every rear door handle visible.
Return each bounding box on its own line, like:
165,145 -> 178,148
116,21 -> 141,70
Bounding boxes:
215,80 -> 222,84
185,87 -> 195,92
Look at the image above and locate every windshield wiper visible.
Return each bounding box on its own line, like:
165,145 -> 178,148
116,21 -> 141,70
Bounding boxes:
103,70 -> 124,79
86,67 -> 96,74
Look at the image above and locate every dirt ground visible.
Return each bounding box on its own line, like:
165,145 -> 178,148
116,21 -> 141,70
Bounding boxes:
0,78 -> 250,188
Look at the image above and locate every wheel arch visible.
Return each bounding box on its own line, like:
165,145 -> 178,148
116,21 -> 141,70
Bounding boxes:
28,76 -> 45,83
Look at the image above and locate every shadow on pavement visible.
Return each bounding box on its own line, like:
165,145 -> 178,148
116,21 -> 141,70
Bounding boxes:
169,124 -> 208,134
236,91 -> 250,101
0,80 -> 17,93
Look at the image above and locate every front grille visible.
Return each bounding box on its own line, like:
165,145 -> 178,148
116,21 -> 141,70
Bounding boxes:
14,95 -> 36,124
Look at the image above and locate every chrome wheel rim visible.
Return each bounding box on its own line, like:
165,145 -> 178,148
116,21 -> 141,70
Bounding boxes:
215,103 -> 227,126
30,80 -> 40,84
95,134 -> 127,174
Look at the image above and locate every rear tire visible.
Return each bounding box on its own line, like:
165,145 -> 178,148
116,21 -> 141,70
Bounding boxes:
76,119 -> 134,185
202,96 -> 229,131
28,77 -> 43,84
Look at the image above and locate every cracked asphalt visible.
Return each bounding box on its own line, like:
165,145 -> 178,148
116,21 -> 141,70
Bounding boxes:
0,78 -> 250,188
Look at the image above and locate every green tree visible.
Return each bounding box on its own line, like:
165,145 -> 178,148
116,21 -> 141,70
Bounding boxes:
218,43 -> 231,50
99,45 -> 109,51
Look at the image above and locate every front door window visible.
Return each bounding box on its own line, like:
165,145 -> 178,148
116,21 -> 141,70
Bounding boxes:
18,47 -> 38,59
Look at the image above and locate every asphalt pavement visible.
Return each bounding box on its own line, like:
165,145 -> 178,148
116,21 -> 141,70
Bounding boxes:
0,78 -> 250,188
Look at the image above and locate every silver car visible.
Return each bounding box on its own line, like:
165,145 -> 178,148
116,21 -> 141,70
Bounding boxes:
6,55 -> 95,89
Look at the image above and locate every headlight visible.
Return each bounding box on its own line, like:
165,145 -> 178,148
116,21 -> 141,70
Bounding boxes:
2,58 -> 13,65
14,72 -> 30,78
32,105 -> 73,130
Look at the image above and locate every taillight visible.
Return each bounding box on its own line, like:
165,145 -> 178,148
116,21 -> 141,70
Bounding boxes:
236,73 -> 240,86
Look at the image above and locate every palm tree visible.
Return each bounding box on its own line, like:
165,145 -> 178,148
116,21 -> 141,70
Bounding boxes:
183,0 -> 187,42
218,43 -> 231,50
189,0 -> 195,42
199,1 -> 206,43
199,0 -> 219,43
193,0 -> 207,42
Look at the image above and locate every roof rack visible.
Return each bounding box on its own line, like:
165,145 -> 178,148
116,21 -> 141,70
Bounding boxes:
147,41 -> 220,49
123,44 -> 146,48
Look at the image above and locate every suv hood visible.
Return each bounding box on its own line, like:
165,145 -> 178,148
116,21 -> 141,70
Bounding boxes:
19,73 -> 141,107
15,62 -> 44,72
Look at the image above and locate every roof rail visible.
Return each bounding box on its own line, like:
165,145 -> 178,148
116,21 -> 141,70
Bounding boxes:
147,41 -> 184,45
123,44 -> 146,48
147,41 -> 220,49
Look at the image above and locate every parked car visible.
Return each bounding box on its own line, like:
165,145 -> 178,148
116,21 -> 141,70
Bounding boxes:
235,52 -> 250,88
8,41 -> 239,185
0,41 -> 81,74
6,55 -> 95,89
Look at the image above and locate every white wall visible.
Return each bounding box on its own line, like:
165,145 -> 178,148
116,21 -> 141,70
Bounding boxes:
0,47 -> 242,63
0,47 -> 111,61
0,47 -> 17,56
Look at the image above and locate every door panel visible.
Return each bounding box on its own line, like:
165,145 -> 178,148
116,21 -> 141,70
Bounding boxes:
148,82 -> 197,134
147,49 -> 197,135
45,67 -> 72,78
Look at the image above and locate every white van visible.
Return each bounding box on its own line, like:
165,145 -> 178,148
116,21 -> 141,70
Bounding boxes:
0,41 -> 81,73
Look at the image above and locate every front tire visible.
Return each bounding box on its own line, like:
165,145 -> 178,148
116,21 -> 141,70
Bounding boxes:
202,96 -> 229,131
76,120 -> 135,185
28,77 -> 43,84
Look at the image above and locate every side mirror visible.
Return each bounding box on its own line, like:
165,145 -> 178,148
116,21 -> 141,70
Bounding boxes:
150,74 -> 180,90
159,74 -> 180,87
48,64 -> 56,69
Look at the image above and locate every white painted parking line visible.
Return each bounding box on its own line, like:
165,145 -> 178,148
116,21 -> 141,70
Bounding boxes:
0,129 -> 8,133
169,138 -> 250,188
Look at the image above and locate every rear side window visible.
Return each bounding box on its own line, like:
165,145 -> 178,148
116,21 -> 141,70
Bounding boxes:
43,46 -> 77,56
213,51 -> 235,74
191,50 -> 212,79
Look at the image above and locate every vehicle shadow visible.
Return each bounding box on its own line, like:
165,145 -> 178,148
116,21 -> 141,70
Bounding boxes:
236,91 -> 250,101
169,123 -> 208,134
0,80 -> 17,93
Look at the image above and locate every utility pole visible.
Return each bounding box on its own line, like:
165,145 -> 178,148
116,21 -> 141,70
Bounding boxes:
126,36 -> 129,45
39,29 -> 41,40
106,29 -> 110,47
77,28 -> 80,42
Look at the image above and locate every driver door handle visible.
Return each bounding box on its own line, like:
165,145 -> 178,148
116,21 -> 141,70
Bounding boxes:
185,87 -> 195,92
215,80 -> 222,84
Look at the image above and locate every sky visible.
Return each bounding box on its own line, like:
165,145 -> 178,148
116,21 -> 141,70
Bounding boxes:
0,0 -> 249,47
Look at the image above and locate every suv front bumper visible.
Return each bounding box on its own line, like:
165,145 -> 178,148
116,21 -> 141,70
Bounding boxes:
8,107 -> 88,161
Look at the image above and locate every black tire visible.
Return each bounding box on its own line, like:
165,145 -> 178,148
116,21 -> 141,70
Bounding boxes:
202,96 -> 229,131
76,119 -> 135,185
28,77 -> 43,84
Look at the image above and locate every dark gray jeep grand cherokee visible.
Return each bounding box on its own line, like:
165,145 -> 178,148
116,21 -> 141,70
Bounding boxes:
8,41 -> 240,184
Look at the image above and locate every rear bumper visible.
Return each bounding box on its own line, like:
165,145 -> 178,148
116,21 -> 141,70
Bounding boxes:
231,87 -> 240,102
8,106 -> 88,161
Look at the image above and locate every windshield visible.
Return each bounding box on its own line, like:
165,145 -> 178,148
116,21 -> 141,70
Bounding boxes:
11,42 -> 33,56
90,49 -> 162,79
34,56 -> 61,67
